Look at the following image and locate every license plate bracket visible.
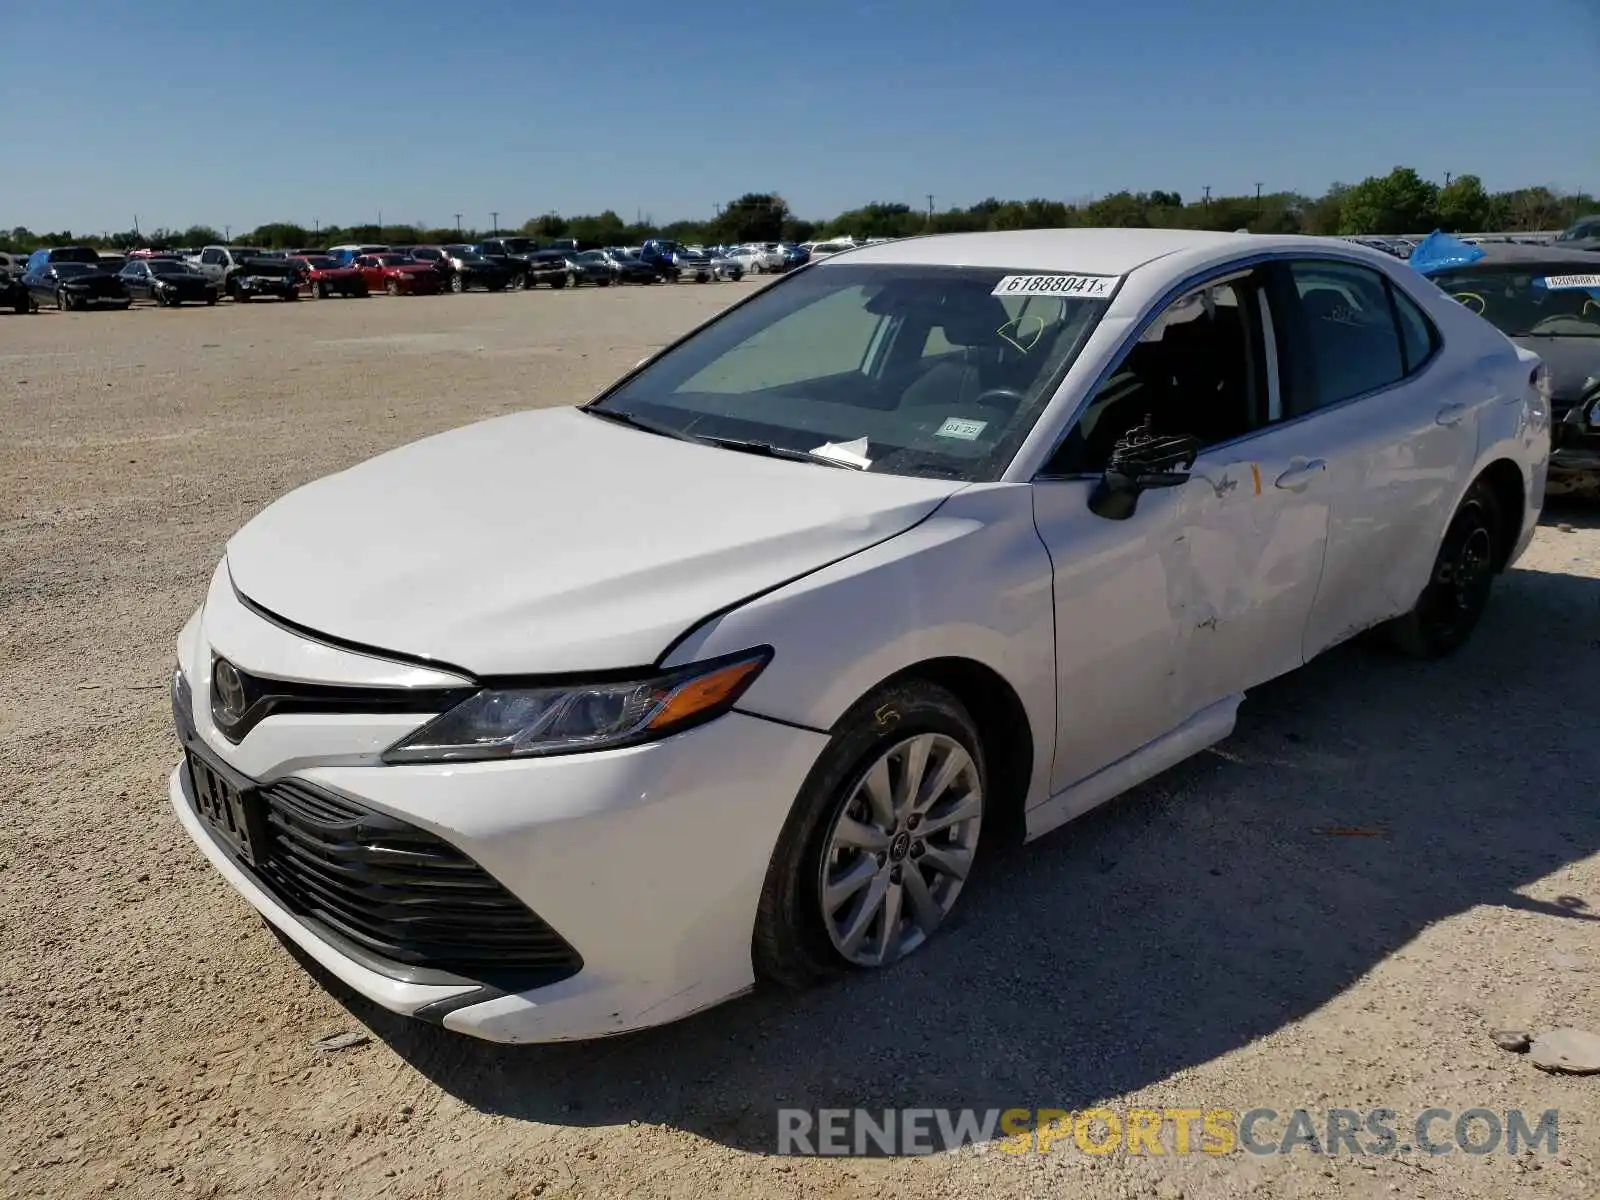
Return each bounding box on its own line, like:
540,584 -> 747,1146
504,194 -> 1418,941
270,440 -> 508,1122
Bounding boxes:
185,749 -> 269,867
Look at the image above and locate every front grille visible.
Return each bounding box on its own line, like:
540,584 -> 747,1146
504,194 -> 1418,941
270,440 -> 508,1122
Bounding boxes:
246,776 -> 582,987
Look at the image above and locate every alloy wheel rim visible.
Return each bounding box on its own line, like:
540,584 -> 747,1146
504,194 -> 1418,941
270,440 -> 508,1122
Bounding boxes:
1436,520 -> 1493,614
819,732 -> 982,967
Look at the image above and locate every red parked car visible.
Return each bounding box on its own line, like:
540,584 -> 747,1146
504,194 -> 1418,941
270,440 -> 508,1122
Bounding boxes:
352,253 -> 442,296
289,255 -> 370,299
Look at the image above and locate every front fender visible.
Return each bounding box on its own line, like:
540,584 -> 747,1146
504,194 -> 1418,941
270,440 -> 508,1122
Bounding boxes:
662,484 -> 1058,812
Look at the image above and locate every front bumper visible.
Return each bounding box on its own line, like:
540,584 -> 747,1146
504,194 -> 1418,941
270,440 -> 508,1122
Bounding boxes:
169,580 -> 829,1042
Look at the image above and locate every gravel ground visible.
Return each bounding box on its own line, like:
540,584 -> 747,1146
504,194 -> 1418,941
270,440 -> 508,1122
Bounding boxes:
2,283 -> 1597,1200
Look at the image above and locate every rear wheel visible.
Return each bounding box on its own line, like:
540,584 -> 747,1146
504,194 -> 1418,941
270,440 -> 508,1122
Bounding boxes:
313,281 -> 328,299
753,680 -> 986,988
1388,480 -> 1501,658
57,287 -> 72,311
450,273 -> 465,293
385,278 -> 399,296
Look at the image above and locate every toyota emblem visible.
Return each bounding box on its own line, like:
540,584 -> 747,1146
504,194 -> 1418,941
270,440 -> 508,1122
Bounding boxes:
213,659 -> 248,722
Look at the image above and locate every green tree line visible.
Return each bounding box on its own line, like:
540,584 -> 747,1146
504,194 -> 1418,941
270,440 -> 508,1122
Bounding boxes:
5,168 -> 1595,254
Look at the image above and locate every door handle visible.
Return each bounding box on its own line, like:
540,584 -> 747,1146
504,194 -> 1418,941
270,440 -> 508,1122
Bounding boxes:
1436,402 -> 1467,426
1275,459 -> 1327,491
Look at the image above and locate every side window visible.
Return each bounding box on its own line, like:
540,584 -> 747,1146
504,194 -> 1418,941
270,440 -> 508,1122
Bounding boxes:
200,249 -> 221,265
1046,277 -> 1262,474
1284,261 -> 1405,414
1389,285 -> 1439,375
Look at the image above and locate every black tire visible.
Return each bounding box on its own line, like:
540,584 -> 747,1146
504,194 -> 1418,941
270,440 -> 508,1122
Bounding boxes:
313,281 -> 328,299
12,297 -> 26,315
450,273 -> 465,293
57,287 -> 72,311
1387,480 -> 1502,659
549,276 -> 566,289
385,278 -> 399,296
283,290 -> 298,302
205,296 -> 216,306
752,679 -> 987,989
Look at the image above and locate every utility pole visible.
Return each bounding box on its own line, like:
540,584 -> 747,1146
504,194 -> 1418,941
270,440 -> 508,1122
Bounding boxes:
1444,172 -> 1453,187
1254,182 -> 1263,216
313,219 -> 320,238
1202,186 -> 1211,207
224,224 -> 230,241
490,211 -> 499,235
133,214 -> 140,237
377,209 -> 383,231
454,213 -> 462,233
926,193 -> 934,222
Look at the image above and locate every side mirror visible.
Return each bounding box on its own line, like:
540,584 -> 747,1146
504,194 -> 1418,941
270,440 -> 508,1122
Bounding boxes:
1087,418 -> 1200,520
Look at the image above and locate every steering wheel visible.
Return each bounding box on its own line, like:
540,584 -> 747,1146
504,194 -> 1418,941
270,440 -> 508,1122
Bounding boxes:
1451,291 -> 1486,315
1528,313 -> 1582,335
970,387 -> 1029,413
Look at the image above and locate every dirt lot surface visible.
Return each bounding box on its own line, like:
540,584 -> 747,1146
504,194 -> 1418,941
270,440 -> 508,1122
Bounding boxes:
2,284 -> 1598,1200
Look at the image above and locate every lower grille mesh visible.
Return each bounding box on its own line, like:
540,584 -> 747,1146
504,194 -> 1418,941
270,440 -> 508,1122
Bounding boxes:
249,777 -> 582,984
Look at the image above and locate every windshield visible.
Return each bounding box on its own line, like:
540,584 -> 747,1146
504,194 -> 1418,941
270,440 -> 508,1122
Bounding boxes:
497,238 -> 536,253
232,247 -> 264,258
576,251 -> 604,262
299,256 -> 338,269
590,263 -> 1110,481
374,255 -> 409,266
1437,266 -> 1600,338
149,260 -> 196,275
52,263 -> 96,276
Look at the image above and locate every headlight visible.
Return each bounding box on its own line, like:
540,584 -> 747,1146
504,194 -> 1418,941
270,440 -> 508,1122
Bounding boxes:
381,647 -> 772,764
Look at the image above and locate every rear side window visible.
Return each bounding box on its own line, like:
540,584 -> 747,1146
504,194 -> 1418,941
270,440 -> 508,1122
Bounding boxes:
1284,261 -> 1406,414
1390,286 -> 1440,375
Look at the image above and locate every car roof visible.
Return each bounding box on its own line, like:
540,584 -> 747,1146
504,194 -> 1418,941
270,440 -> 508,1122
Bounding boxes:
1438,244 -> 1600,267
822,228 -> 1337,275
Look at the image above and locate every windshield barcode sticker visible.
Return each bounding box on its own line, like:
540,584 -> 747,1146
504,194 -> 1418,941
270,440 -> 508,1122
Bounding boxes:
1541,274 -> 1600,290
992,274 -> 1119,298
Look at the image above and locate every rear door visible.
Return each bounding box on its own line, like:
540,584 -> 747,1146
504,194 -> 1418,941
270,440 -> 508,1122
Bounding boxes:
1268,259 -> 1479,658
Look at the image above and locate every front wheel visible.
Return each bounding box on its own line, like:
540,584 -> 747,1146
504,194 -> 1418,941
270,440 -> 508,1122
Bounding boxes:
57,287 -> 72,311
450,273 -> 465,293
1387,480 -> 1501,658
385,278 -> 399,296
313,281 -> 328,299
753,680 -> 986,988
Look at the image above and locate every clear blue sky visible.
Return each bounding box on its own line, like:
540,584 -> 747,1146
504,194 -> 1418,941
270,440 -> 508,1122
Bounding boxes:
5,0 -> 1597,234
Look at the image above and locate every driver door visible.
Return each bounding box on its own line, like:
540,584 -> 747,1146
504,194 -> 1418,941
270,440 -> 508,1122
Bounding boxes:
1032,270 -> 1331,791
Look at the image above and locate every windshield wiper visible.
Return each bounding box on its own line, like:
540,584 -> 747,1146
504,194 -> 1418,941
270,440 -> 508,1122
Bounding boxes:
582,407 -> 864,469
581,406 -> 708,444
701,435 -> 861,469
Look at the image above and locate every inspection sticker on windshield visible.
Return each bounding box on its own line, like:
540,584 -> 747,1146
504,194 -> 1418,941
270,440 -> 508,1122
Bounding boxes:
1540,274 -> 1600,290
992,273 -> 1119,299
936,417 -> 988,441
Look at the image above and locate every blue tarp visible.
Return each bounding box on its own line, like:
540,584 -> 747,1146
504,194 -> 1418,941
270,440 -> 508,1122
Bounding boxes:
1406,230 -> 1485,276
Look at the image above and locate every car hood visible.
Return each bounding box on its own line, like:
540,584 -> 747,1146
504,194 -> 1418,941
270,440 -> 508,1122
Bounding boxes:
1510,335 -> 1600,401
225,406 -> 962,675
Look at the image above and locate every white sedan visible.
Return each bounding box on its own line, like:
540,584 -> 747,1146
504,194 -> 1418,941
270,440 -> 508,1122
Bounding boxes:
169,229 -> 1549,1042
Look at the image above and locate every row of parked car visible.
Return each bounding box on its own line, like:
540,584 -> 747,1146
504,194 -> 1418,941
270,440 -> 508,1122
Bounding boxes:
0,237 -> 829,312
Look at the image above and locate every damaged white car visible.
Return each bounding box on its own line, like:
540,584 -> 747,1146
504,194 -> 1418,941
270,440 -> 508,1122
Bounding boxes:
170,229 -> 1549,1042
